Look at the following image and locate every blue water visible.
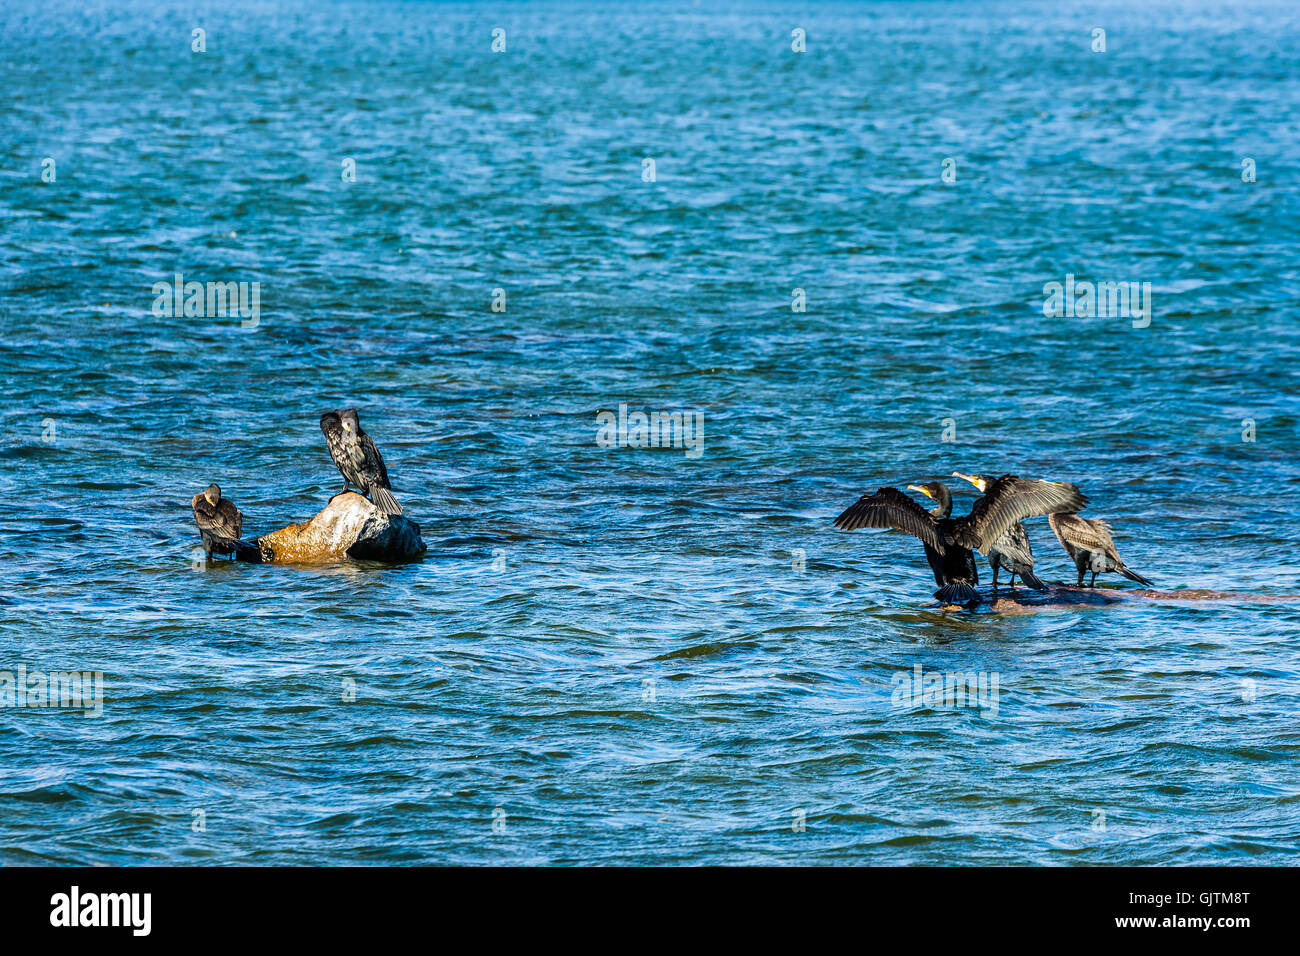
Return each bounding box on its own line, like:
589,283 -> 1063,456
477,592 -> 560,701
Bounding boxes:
2,0 -> 1299,865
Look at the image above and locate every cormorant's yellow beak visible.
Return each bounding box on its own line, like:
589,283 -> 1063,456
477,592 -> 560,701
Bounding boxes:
205,495 -> 214,505
951,473 -> 987,494
906,484 -> 932,499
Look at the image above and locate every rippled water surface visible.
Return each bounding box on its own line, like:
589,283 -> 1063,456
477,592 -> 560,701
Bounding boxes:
1,0 -> 1299,864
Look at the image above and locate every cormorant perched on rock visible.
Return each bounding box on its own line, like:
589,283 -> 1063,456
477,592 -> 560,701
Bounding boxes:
946,474 -> 1088,555
320,408 -> 402,515
834,475 -> 1087,606
952,473 -> 1050,590
191,484 -> 259,560
1048,512 -> 1153,588
834,482 -> 979,605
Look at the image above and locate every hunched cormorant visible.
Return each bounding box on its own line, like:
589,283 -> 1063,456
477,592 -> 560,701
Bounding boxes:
1048,512 -> 1153,587
191,484 -> 259,560
952,473 -> 1049,590
320,408 -> 402,516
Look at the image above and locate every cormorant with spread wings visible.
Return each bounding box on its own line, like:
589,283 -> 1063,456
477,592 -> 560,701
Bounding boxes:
952,472 -> 1051,590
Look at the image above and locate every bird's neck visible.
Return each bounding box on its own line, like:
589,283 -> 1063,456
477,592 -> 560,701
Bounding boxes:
932,485 -> 953,519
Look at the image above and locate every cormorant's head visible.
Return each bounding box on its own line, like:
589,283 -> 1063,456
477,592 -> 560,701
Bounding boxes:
204,483 -> 221,505
907,481 -> 946,502
907,480 -> 953,517
952,472 -> 991,493
340,408 -> 361,436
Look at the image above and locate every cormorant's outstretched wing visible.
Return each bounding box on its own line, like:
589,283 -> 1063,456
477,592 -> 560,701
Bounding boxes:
834,487 -> 943,553
952,476 -> 1087,555
360,432 -> 391,489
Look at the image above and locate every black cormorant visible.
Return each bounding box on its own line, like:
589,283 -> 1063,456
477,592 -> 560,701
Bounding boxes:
834,482 -> 979,605
952,472 -> 1049,590
320,408 -> 402,515
191,484 -> 258,560
1048,512 -> 1153,587
834,475 -> 1087,605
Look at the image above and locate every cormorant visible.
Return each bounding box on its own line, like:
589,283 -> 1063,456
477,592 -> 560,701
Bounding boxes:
1048,512 -> 1153,587
191,484 -> 259,560
320,408 -> 402,515
834,475 -> 1087,605
952,473 -> 1049,590
834,482 -> 979,605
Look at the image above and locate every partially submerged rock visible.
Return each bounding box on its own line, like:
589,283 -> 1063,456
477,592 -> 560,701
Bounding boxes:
252,492 -> 426,564
979,585 -> 1298,613
985,587 -> 1125,614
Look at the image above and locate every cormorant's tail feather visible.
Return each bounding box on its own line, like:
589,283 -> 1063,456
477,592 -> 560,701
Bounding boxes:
370,486 -> 403,516
210,537 -> 263,563
1118,564 -> 1152,587
934,582 -> 980,606
1018,568 -> 1049,590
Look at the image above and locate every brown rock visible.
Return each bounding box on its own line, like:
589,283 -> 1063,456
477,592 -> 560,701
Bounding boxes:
252,492 -> 426,564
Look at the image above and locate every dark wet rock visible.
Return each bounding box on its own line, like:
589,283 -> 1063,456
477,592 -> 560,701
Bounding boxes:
974,585 -> 1297,613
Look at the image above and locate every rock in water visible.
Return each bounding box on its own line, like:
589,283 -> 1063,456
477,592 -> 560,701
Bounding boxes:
253,492 -> 426,564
